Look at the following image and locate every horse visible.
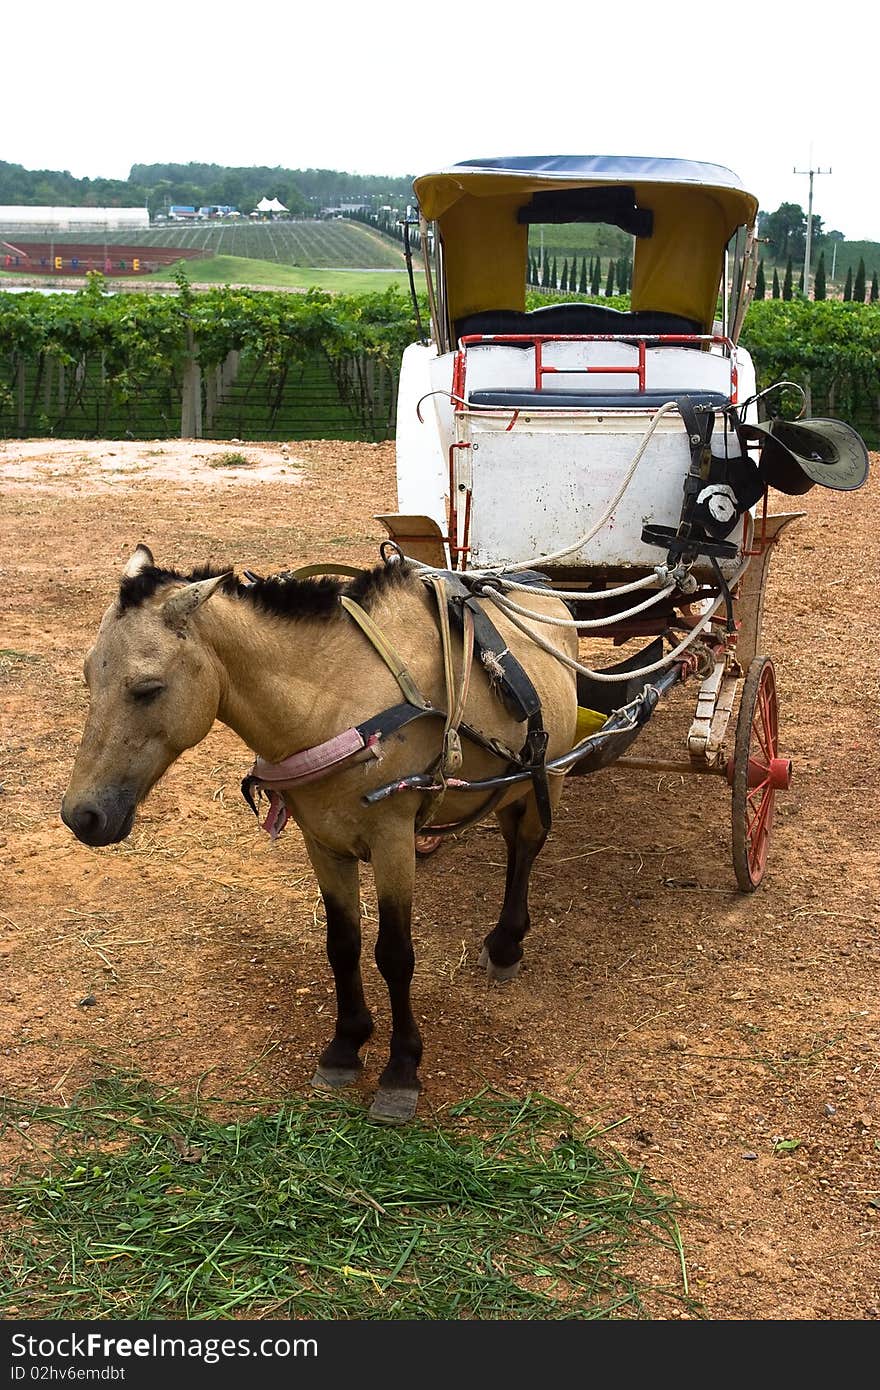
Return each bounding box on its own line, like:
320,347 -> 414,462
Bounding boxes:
61,545 -> 579,1123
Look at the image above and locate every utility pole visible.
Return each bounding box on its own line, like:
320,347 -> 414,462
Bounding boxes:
793,163 -> 831,297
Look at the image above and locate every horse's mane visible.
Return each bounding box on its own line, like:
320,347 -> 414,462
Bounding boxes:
117,559 -> 416,620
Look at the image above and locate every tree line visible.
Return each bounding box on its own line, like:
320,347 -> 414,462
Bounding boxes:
0,159 -> 415,218
754,254 -> 879,302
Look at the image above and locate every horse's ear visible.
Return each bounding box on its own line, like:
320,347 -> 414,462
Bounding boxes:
162,573 -> 230,631
123,544 -> 155,578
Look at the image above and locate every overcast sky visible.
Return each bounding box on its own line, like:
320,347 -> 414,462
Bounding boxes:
4,0 -> 877,240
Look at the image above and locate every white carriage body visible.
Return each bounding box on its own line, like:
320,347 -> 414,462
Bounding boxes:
395,335 -> 759,581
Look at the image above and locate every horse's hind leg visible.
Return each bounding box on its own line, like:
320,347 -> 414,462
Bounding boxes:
367,827 -> 422,1125
304,835 -> 374,1089
480,782 -> 561,982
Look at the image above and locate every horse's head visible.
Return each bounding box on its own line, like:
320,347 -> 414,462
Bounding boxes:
61,545 -> 228,846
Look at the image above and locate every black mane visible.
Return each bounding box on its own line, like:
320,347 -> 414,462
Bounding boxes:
117,559 -> 415,620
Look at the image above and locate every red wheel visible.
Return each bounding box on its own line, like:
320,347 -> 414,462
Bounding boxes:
728,656 -> 792,892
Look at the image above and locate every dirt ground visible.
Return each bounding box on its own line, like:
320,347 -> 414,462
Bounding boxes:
1,434 -> 878,1321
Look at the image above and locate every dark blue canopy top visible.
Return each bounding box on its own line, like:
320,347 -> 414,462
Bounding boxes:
451,154 -> 749,191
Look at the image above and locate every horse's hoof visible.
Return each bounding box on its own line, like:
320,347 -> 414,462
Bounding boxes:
311,1063 -> 363,1089
478,946 -> 521,983
369,1087 -> 420,1125
415,832 -> 443,857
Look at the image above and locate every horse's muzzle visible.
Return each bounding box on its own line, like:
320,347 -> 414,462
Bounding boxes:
60,789 -> 137,846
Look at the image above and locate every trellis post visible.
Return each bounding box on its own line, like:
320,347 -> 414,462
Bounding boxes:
181,326 -> 203,438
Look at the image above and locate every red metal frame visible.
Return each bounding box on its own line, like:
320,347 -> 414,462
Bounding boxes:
455,332 -> 738,403
447,441 -> 471,567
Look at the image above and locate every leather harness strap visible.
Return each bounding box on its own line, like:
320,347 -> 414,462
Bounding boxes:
339,595 -> 432,710
432,571 -> 554,830
426,574 -> 476,777
240,562 -> 554,838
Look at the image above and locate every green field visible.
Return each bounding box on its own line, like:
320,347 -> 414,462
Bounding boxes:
0,218 -> 407,270
142,254 -> 425,294
528,222 -> 633,263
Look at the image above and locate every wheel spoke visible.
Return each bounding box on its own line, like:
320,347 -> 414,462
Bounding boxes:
760,682 -> 777,741
747,787 -> 774,852
754,683 -> 775,762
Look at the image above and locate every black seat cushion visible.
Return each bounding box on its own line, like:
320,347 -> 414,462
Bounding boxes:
455,304 -> 702,342
467,389 -> 730,410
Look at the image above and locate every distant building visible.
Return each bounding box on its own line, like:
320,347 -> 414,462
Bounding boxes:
168,206 -> 198,221
0,206 -> 149,232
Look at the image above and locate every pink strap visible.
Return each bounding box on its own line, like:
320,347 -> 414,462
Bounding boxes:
253,727 -> 368,786
248,726 -> 382,841
262,792 -> 289,841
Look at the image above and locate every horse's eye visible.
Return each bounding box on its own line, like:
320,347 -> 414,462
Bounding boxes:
130,681 -> 165,703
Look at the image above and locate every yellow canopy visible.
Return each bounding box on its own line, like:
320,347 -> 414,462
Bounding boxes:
414,159 -> 758,332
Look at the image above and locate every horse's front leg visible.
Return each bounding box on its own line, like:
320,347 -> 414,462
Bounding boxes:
303,833 -> 374,1088
479,783 -> 560,982
368,827 -> 422,1125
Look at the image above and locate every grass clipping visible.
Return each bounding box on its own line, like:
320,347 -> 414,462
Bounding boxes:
0,1080 -> 692,1320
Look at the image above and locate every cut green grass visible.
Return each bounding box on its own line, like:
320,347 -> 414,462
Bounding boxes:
141,255 -> 426,295
0,1078 -> 695,1321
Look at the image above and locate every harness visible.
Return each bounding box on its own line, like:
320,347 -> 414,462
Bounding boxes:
240,561 -> 553,840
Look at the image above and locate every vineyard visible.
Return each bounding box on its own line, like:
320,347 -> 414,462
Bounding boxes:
0,219 -> 406,271
0,283 -> 417,442
0,285 -> 878,445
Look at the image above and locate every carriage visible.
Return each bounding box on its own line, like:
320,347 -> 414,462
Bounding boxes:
379,155 -> 870,890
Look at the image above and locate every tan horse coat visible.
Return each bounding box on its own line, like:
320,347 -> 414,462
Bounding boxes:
62,548 -> 578,1121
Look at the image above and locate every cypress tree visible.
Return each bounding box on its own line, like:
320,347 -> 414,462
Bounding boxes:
853,257 -> 866,302
772,268 -> 780,299
562,258 -> 571,292
813,252 -> 826,300
754,259 -> 766,299
551,257 -> 558,290
843,266 -> 853,301
542,250 -> 551,286
605,260 -> 615,297
591,258 -> 601,296
871,271 -> 879,303
782,258 -> 793,301
579,257 -> 588,295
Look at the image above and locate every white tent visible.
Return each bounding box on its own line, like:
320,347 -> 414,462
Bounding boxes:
254,196 -> 288,214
